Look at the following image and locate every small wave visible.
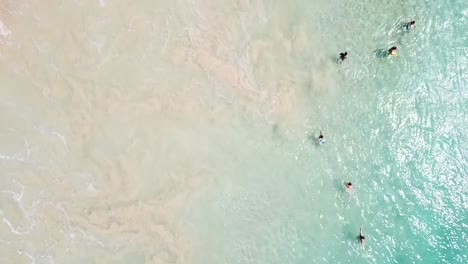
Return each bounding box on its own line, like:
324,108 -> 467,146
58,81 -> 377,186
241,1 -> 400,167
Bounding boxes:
0,20 -> 11,38
2,218 -> 30,235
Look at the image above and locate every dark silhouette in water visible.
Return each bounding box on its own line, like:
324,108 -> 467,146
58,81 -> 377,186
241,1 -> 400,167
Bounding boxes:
388,46 -> 398,56
314,130 -> 324,144
358,225 -> 365,249
338,52 -> 348,62
406,19 -> 416,30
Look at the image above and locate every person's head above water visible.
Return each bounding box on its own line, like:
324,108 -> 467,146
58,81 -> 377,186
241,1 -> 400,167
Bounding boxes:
389,46 -> 398,56
346,182 -> 352,186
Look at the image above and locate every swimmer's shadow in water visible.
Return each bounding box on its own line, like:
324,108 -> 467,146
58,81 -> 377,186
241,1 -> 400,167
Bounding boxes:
333,179 -> 347,192
307,133 -> 317,141
329,55 -> 345,64
337,58 -> 346,64
391,23 -> 410,36
398,22 -> 413,32
344,231 -> 361,241
342,228 -> 356,240
342,225 -> 362,244
374,49 -> 389,59
307,133 -> 322,147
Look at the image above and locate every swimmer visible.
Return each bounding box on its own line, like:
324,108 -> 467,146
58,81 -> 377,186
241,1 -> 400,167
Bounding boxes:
406,19 -> 416,30
359,225 -> 365,248
315,130 -> 324,143
339,52 -> 348,62
388,46 -> 398,56
345,182 -> 353,190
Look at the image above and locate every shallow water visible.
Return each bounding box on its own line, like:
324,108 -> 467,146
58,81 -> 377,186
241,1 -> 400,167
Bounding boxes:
0,0 -> 467,263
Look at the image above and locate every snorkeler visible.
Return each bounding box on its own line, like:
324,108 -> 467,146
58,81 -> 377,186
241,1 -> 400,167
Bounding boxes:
315,130 -> 324,143
339,52 -> 348,62
406,19 -> 415,30
359,225 -> 365,248
345,182 -> 353,190
388,46 -> 398,56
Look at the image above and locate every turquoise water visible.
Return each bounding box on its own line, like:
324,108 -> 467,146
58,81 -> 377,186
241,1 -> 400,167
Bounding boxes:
0,0 -> 466,263
187,0 -> 467,263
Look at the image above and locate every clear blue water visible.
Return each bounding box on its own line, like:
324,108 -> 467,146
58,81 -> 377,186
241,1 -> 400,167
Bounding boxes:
187,0 -> 467,263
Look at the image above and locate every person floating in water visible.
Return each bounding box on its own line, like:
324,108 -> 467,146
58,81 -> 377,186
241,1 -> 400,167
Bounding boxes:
345,182 -> 353,190
339,52 -> 348,62
406,19 -> 416,30
315,130 -> 324,144
359,225 -> 365,248
388,46 -> 398,56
